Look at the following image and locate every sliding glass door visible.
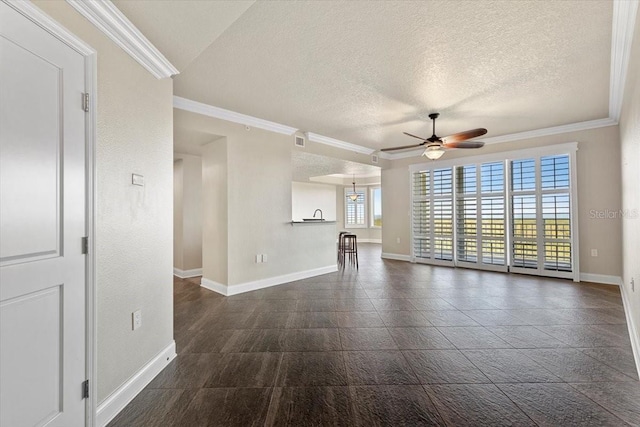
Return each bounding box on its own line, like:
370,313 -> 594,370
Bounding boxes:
410,144 -> 578,280
510,154 -> 574,279
412,168 -> 455,266
455,162 -> 507,272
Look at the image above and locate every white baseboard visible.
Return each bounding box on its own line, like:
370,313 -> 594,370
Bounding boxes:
96,341 -> 176,427
358,239 -> 382,244
201,265 -> 338,296
579,273 -> 623,286
173,267 -> 202,278
619,283 -> 640,379
381,252 -> 411,262
201,278 -> 228,295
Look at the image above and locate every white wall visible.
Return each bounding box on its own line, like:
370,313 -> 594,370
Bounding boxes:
33,1 -> 174,403
619,11 -> 640,367
382,125 -> 623,279
292,182 -> 336,221
173,153 -> 202,272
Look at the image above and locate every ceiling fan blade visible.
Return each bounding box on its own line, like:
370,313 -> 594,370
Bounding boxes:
403,132 -> 428,141
380,143 -> 426,152
443,140 -> 485,149
441,128 -> 487,143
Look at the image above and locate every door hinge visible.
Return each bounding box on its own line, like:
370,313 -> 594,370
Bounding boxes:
82,380 -> 89,399
82,93 -> 90,113
82,236 -> 89,255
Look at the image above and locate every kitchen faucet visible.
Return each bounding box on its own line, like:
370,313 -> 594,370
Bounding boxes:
313,209 -> 323,220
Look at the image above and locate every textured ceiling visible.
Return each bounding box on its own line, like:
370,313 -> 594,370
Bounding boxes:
115,1 -> 614,152
112,0 -> 254,70
292,151 -> 380,183
167,0 -> 612,151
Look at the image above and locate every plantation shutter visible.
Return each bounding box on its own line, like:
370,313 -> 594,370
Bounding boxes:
455,162 -> 507,271
409,144 -> 576,280
510,154 -> 573,278
411,168 -> 454,264
345,190 -> 365,226
412,171 -> 430,259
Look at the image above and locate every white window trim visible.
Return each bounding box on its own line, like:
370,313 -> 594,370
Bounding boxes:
409,142 -> 579,282
369,186 -> 382,229
344,186 -> 367,229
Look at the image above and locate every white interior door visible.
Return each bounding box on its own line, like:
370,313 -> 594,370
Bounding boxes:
0,2 -> 87,426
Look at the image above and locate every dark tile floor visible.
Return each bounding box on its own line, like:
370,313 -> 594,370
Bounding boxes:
109,244 -> 640,426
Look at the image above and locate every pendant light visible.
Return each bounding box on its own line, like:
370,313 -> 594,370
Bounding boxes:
349,175 -> 359,202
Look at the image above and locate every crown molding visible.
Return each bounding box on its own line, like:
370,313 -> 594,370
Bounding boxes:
609,0 -> 638,121
173,96 -> 298,135
173,95 -> 376,153
306,132 -> 375,155
479,117 -> 618,144
6,0 -> 96,56
66,0 -> 178,79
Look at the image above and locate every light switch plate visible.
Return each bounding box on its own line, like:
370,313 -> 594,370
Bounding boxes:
132,310 -> 142,330
132,173 -> 144,186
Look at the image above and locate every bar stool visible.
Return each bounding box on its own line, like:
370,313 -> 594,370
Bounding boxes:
342,234 -> 358,269
337,231 -> 349,267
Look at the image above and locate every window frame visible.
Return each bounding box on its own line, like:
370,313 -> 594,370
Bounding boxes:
409,142 -> 579,281
369,186 -> 382,228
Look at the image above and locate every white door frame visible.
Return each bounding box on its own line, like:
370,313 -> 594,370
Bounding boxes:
3,1 -> 98,425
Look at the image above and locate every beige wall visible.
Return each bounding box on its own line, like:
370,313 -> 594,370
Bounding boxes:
619,12 -> 640,361
179,110 -> 337,289
292,182 -> 337,221
174,153 -> 202,271
382,125 -> 623,278
226,126 -> 336,286
381,167 -> 411,255
33,1 -> 174,403
173,160 -> 184,269
202,138 -> 229,284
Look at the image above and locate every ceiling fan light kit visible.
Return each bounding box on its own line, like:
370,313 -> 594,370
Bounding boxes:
423,145 -> 445,160
381,112 -> 488,160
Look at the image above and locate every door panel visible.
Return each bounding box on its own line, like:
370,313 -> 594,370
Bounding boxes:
0,36 -> 61,264
1,286 -> 62,427
0,2 -> 87,426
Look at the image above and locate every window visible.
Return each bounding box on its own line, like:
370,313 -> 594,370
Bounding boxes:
370,187 -> 382,227
412,168 -> 454,263
410,144 -> 577,280
345,187 -> 366,227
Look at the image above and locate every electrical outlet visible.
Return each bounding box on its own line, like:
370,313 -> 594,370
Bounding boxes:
590,249 -> 598,257
262,254 -> 268,263
255,254 -> 261,263
132,310 -> 142,330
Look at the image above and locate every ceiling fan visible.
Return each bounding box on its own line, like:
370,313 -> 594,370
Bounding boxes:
381,113 -> 487,160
